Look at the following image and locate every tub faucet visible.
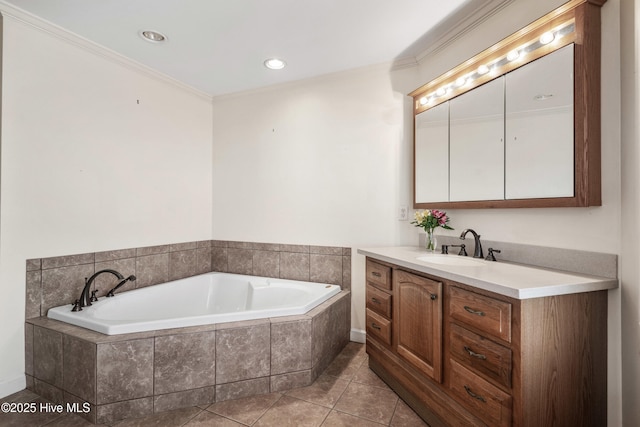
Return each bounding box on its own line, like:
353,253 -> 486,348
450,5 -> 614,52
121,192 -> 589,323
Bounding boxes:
460,229 -> 483,258
72,269 -> 135,312
106,274 -> 136,297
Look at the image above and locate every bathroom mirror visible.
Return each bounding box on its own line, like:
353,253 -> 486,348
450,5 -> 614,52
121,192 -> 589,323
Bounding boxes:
449,77 -> 505,201
410,0 -> 602,208
415,102 -> 449,203
505,44 -> 574,199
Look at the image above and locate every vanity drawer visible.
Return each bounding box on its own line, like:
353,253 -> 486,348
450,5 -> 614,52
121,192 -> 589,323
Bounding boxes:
449,287 -> 512,343
450,323 -> 512,389
366,259 -> 392,291
366,285 -> 392,318
366,308 -> 392,346
449,359 -> 512,427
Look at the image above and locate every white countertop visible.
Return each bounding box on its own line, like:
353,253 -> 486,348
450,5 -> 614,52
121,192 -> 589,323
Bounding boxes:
358,246 -> 618,299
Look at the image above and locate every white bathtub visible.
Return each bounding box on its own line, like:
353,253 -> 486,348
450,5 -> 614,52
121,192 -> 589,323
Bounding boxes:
47,272 -> 341,335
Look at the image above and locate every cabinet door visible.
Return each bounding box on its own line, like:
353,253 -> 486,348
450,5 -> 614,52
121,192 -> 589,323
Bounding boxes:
393,270 -> 443,382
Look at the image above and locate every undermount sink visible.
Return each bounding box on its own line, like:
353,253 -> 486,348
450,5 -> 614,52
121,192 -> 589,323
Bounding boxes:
416,255 -> 485,267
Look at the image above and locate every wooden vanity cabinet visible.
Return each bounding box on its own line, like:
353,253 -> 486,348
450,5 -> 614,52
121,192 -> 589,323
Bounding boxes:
365,257 -> 608,427
365,259 -> 393,347
393,269 -> 443,382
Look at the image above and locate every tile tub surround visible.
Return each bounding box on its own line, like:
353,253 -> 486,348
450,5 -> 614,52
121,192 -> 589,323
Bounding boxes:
26,240 -> 351,319
2,343 -> 430,427
25,290 -> 350,424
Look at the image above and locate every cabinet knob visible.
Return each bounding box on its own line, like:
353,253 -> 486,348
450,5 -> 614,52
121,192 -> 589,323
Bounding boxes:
430,293 -> 437,300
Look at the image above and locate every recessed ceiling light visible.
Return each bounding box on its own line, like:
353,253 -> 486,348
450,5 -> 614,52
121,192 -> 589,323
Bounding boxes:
140,30 -> 167,43
264,58 -> 286,70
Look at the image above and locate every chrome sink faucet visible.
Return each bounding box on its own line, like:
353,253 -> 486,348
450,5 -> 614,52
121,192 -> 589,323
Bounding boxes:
460,229 -> 483,258
71,269 -> 136,311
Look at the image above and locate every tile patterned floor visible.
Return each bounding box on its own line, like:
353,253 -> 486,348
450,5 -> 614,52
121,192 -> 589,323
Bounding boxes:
0,342 -> 430,427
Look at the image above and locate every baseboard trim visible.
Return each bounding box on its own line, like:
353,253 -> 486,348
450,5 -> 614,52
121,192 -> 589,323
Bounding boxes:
350,328 -> 366,343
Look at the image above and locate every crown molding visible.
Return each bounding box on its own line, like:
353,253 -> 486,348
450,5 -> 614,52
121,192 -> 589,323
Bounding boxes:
391,0 -> 516,71
390,56 -> 420,71
0,1 -> 212,102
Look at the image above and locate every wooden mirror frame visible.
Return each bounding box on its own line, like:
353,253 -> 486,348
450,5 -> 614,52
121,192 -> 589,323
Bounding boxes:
410,0 -> 606,209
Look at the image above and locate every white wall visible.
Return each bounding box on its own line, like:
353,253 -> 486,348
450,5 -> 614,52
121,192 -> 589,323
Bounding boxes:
211,65 -> 417,337
619,0 -> 639,425
0,15 -> 213,396
398,0 -> 625,425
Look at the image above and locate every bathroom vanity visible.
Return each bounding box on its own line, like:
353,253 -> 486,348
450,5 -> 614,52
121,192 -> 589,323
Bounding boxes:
358,246 -> 617,427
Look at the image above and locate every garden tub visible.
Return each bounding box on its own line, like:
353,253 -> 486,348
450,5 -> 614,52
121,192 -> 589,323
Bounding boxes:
47,272 -> 341,335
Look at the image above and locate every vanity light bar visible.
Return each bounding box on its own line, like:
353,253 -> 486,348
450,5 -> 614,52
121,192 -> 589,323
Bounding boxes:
413,20 -> 575,113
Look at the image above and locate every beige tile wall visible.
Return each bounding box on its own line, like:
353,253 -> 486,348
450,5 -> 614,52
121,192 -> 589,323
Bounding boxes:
26,240 -> 351,319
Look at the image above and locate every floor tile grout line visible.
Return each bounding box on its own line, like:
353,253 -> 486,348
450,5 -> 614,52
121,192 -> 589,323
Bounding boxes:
250,392 -> 284,426
325,356 -> 357,420
179,407 -> 205,427
388,397 -> 401,427
205,392 -> 284,426
318,406 -> 332,427
329,407 -> 389,426
355,350 -> 399,427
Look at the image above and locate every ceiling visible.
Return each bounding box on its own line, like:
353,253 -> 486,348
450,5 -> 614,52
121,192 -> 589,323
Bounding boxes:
0,0 -> 510,97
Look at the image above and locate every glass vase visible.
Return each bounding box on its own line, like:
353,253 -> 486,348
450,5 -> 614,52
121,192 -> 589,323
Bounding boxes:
426,228 -> 437,252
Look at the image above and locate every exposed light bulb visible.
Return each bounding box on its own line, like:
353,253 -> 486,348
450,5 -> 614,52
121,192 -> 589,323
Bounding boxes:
540,32 -> 555,45
419,97 -> 428,106
455,77 -> 467,87
477,64 -> 490,75
507,50 -> 520,61
436,87 -> 447,97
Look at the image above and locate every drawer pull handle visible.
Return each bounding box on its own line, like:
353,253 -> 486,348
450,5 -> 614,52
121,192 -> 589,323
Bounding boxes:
464,306 -> 486,316
371,272 -> 382,278
464,346 -> 487,360
371,297 -> 381,304
371,323 -> 381,330
464,385 -> 486,403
